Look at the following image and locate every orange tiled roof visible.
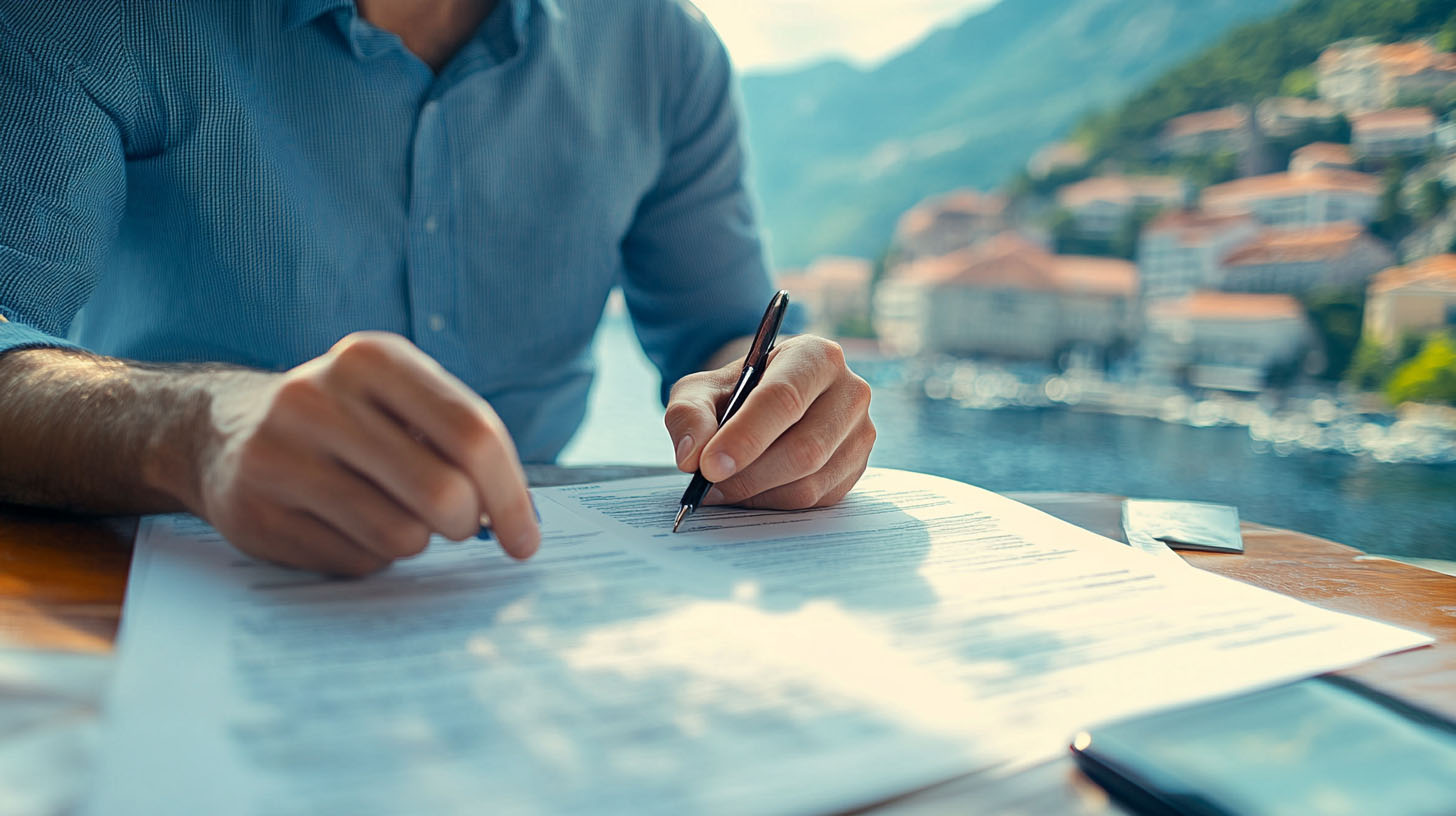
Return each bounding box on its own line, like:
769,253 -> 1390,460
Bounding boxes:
1052,256 -> 1138,296
1202,169 -> 1382,206
1029,141 -> 1089,172
896,190 -> 1006,236
1221,223 -> 1369,266
900,234 -> 1056,289
1258,97 -> 1337,119
1370,253 -> 1456,294
1291,142 -> 1353,164
1057,175 -> 1185,209
1151,291 -> 1305,322
1352,107 -> 1436,133
1319,40 -> 1454,75
804,256 -> 873,283
899,233 -> 1135,296
1163,106 -> 1248,138
1375,42 -> 1456,76
1144,210 -> 1257,244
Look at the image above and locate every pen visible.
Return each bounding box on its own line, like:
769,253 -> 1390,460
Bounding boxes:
673,289 -> 790,533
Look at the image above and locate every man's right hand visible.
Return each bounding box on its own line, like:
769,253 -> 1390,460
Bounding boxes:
187,332 -> 540,576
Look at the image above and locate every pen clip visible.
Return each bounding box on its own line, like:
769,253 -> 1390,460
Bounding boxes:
744,290 -> 789,367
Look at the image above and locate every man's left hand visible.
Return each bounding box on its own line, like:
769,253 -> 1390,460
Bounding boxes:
665,336 -> 875,509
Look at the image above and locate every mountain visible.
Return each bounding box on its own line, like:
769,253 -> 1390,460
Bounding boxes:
739,0 -> 1296,268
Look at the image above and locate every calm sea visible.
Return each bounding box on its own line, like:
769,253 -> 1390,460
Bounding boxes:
562,314 -> 1456,561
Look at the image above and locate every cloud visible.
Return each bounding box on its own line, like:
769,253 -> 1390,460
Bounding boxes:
689,0 -> 1000,72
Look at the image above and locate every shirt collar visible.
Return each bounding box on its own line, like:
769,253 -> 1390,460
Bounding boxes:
280,0 -> 352,31
280,0 -> 561,32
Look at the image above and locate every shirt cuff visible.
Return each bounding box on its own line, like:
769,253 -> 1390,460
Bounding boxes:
0,318 -> 83,358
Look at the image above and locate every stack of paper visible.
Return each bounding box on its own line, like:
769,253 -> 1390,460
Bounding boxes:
85,469 -> 1429,815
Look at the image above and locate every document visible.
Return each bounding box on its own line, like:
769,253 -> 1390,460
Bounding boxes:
86,469 -> 1430,816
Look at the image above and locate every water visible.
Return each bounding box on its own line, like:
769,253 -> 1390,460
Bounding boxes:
563,315 -> 1456,561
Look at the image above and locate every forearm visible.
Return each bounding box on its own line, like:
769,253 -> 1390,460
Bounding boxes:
0,348 -> 263,515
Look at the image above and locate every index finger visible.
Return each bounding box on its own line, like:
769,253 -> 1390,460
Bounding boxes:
342,340 -> 541,559
698,341 -> 838,483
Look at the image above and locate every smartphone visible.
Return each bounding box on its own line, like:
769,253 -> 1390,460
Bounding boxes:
1069,676 -> 1456,816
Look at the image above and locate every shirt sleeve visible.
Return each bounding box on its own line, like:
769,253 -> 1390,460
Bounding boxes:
618,3 -> 791,403
0,15 -> 127,358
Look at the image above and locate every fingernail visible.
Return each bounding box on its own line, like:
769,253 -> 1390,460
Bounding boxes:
709,453 -> 736,480
705,487 -> 726,505
675,434 -> 694,467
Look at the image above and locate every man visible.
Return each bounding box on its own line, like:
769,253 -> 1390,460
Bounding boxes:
0,0 -> 875,575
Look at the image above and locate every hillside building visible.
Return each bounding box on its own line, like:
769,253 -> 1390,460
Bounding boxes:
875,234 -> 1137,359
1137,211 -> 1260,302
1218,223 -> 1394,295
1056,175 -> 1187,239
1160,106 -> 1249,156
1288,142 -> 1354,174
1200,168 -> 1382,228
1363,254 -> 1456,347
892,190 -> 1008,263
775,257 -> 873,337
1317,39 -> 1456,114
1142,291 -> 1313,390
1351,107 -> 1437,158
1255,97 -> 1340,140
1027,142 -> 1089,180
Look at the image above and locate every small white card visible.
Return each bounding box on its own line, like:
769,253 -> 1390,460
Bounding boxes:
1123,499 -> 1244,554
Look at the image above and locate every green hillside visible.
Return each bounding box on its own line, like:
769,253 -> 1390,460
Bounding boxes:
1077,0 -> 1456,156
738,0 -> 1295,268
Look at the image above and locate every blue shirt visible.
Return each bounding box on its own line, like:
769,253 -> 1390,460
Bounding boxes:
0,0 -> 777,462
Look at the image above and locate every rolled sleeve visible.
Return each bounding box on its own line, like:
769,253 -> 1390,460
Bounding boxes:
0,14 -> 127,359
619,4 -> 787,403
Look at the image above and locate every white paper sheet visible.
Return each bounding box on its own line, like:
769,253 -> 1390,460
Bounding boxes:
86,469 -> 1430,815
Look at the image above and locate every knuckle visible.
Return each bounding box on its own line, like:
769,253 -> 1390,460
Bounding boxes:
760,380 -> 807,421
787,435 -> 832,475
819,339 -> 846,367
420,470 -> 473,523
388,520 -> 431,557
663,401 -> 703,434
784,480 -> 823,509
850,375 -> 872,409
450,406 -> 496,451
817,481 -> 854,507
270,375 -> 326,416
667,371 -> 712,402
331,333 -> 397,374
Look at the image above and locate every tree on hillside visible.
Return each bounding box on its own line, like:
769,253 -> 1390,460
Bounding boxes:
1414,179 -> 1451,222
1386,332 -> 1456,405
1372,165 -> 1414,242
1302,287 -> 1366,381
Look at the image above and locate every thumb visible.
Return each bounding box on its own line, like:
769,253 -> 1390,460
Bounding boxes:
664,369 -> 735,473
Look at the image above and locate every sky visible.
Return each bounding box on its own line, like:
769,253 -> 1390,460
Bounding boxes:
688,0 -> 1001,73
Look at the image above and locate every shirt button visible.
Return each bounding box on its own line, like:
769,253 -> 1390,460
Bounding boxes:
424,216 -> 439,234
427,314 -> 446,332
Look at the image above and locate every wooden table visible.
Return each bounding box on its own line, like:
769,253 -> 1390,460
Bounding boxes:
3,466 -> 1453,815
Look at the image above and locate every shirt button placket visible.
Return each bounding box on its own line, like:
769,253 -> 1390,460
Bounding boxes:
408,100 -> 457,359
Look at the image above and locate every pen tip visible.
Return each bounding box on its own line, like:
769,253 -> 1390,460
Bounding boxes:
673,505 -> 690,533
